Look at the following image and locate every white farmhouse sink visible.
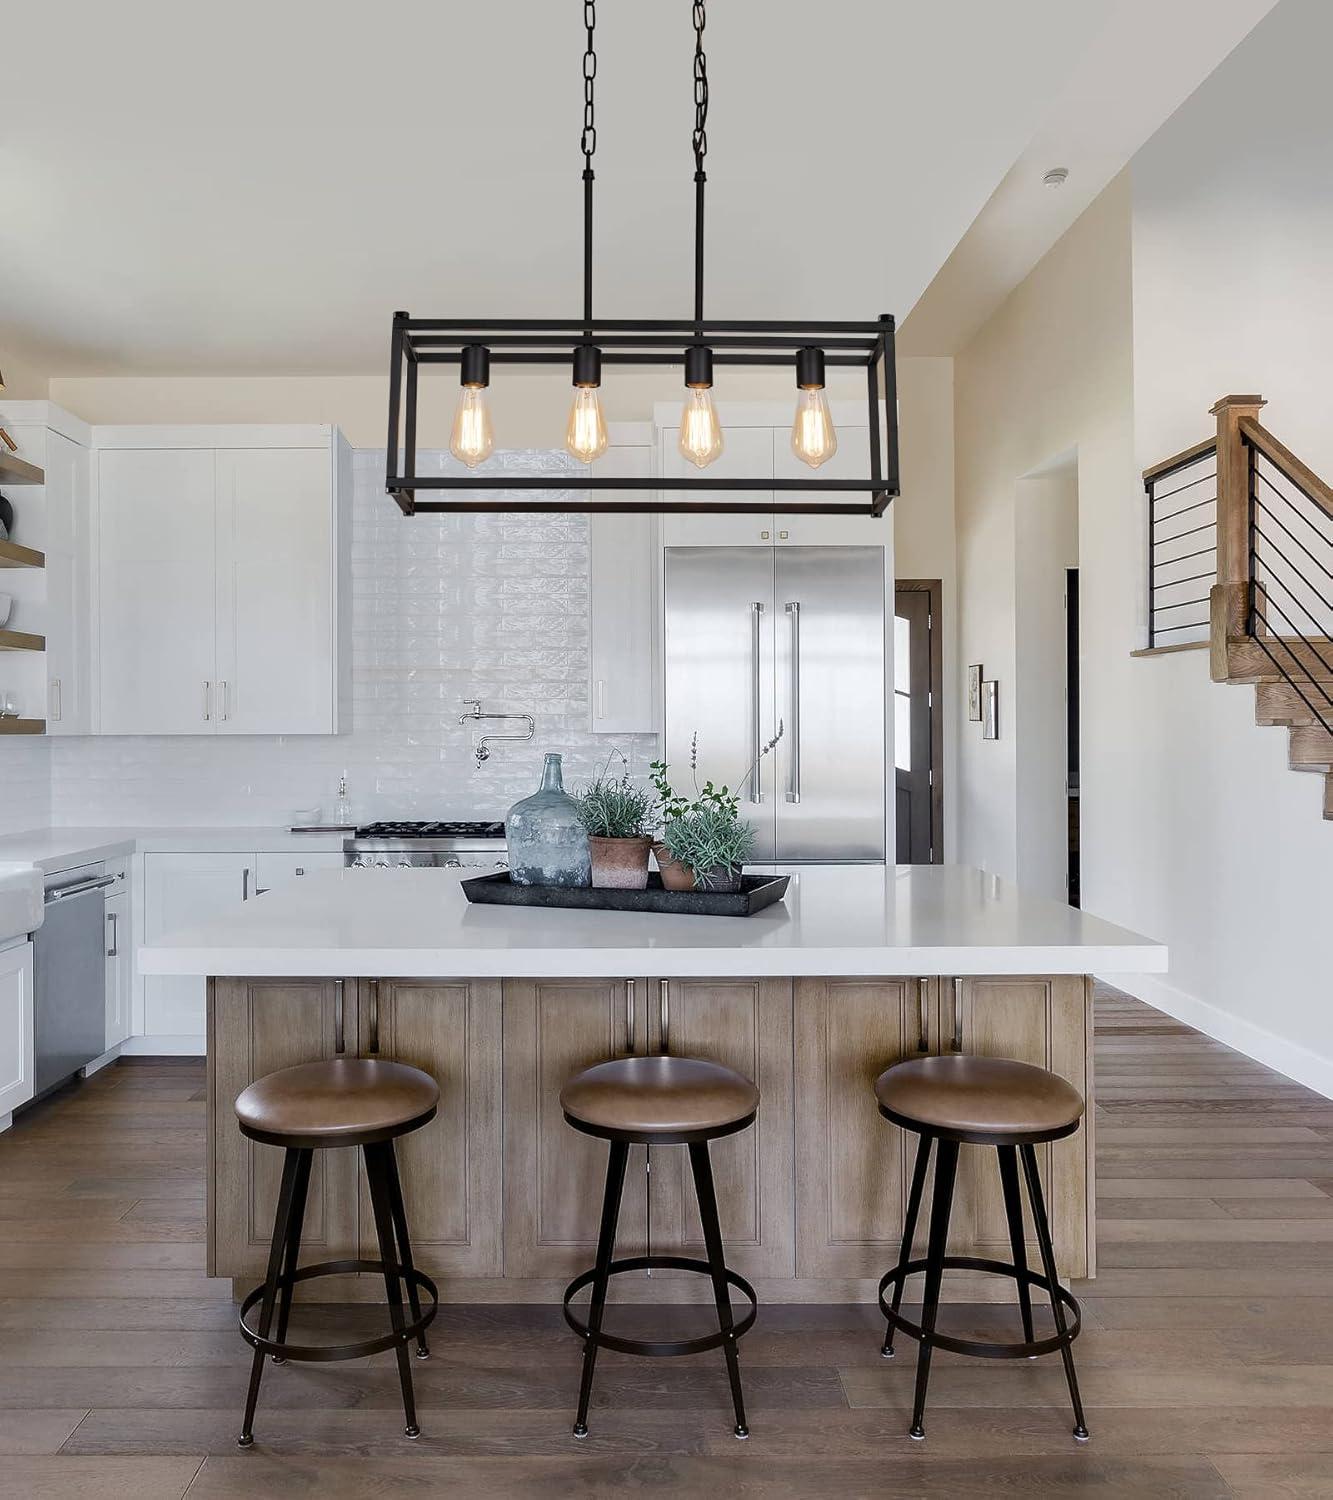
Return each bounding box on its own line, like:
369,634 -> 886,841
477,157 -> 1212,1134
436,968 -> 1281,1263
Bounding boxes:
0,863 -> 43,944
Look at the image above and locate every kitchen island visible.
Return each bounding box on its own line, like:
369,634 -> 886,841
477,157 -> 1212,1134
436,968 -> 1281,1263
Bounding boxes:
139,864 -> 1166,1305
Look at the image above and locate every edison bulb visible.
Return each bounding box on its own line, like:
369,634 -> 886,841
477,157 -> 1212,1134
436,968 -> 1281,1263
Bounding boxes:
565,386 -> 609,463
791,387 -> 838,468
678,386 -> 724,468
449,386 -> 494,469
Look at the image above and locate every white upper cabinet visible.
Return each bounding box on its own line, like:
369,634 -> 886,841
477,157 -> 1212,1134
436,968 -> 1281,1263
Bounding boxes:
97,447 -> 218,736
214,448 -> 335,735
95,428 -> 349,736
658,424 -> 775,548
588,440 -> 659,735
772,422 -> 889,546
44,428 -> 93,735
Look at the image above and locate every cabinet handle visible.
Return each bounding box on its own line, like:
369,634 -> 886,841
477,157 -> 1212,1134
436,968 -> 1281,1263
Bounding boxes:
659,978 -> 670,1054
106,910 -> 119,958
917,977 -> 929,1052
368,979 -> 380,1054
218,680 -> 229,722
951,977 -> 963,1052
203,681 -> 212,721
625,979 -> 636,1053
750,603 -> 764,803
333,979 -> 345,1055
241,868 -> 250,901
596,679 -> 607,722
50,679 -> 62,723
785,601 -> 801,803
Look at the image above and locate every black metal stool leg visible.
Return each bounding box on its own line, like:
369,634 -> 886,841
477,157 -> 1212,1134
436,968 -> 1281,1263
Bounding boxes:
909,1137 -> 958,1441
365,1141 -> 421,1439
997,1145 -> 1035,1348
1020,1144 -> 1089,1441
573,1139 -> 629,1439
882,1132 -> 932,1358
384,1143 -> 429,1359
238,1146 -> 302,1447
689,1140 -> 750,1440
270,1148 -> 312,1365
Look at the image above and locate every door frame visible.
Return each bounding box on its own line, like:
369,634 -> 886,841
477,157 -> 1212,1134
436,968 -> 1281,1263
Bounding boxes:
894,579 -> 943,864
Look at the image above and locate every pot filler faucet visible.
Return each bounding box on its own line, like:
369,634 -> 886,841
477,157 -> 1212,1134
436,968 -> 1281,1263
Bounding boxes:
459,699 -> 536,768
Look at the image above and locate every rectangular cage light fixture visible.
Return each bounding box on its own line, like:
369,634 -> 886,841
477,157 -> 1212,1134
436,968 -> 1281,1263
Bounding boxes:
384,313 -> 899,517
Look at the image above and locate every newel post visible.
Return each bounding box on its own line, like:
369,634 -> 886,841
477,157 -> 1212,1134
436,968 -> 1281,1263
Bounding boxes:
1209,393 -> 1265,682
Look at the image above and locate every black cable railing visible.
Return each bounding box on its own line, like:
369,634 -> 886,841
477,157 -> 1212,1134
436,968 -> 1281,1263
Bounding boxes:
1144,442 -> 1217,648
1246,444 -> 1333,734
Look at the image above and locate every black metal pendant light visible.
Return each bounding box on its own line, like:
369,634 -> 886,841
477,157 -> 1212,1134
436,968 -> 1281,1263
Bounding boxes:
385,0 -> 898,516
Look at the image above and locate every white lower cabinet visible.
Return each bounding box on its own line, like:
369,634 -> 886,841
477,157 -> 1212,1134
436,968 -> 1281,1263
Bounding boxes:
104,889 -> 131,1050
143,852 -> 255,1040
0,939 -> 35,1119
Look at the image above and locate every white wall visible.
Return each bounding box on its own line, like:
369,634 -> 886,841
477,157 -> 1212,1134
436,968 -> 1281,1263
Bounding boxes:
1014,459 -> 1078,900
1124,0 -> 1333,1091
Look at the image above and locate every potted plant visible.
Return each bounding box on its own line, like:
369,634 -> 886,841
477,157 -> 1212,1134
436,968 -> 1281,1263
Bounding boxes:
650,726 -> 782,893
573,752 -> 657,890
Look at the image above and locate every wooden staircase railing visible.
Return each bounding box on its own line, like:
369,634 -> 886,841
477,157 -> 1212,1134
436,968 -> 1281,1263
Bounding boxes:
1141,394 -> 1333,820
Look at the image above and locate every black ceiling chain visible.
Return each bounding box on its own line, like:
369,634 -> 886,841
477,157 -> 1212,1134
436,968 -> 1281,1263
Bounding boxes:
691,0 -> 708,171
581,0 -> 597,167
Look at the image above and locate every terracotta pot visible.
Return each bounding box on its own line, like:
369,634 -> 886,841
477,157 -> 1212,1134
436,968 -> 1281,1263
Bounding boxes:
589,835 -> 653,890
694,864 -> 744,894
652,842 -> 696,891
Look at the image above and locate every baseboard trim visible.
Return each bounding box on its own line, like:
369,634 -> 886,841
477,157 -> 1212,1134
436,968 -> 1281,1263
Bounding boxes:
121,1034 -> 205,1057
1102,970 -> 1333,1101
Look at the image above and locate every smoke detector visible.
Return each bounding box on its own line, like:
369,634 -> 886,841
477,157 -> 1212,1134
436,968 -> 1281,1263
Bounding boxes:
1042,167 -> 1070,188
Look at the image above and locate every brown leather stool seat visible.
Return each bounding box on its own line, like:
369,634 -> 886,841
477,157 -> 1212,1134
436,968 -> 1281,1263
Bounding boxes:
875,1054 -> 1083,1144
561,1055 -> 759,1142
235,1058 -> 440,1149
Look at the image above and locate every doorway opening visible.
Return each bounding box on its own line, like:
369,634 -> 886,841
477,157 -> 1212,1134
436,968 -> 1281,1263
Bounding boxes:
894,579 -> 943,863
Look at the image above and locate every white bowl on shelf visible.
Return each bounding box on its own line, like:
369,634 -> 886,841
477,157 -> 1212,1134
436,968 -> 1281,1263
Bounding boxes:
0,596 -> 12,629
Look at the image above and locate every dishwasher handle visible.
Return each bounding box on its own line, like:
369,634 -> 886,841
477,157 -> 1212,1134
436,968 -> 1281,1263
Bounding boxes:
45,875 -> 116,904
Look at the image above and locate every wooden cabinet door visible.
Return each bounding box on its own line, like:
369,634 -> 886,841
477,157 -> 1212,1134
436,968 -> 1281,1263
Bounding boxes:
208,978 -> 358,1279
502,978 -> 649,1279
214,447 -> 335,735
358,979 -> 502,1278
943,975 -> 1090,1277
647,977 -> 795,1281
793,977 -> 935,1277
97,447 -> 217,735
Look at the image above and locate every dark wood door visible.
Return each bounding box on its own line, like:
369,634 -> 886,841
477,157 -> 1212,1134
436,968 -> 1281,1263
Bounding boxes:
894,582 -> 941,863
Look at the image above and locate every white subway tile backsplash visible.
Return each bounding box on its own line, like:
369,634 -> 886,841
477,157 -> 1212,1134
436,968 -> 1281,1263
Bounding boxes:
49,449 -> 657,826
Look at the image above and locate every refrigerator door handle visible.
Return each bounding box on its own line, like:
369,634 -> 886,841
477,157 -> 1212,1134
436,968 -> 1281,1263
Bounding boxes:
785,601 -> 801,803
750,602 -> 765,803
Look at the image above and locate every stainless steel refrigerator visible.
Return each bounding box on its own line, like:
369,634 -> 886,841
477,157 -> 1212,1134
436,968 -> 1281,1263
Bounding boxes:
663,546 -> 887,862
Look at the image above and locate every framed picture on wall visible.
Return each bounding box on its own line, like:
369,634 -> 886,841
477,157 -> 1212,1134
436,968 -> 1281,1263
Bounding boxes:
968,664 -> 983,722
982,679 -> 999,740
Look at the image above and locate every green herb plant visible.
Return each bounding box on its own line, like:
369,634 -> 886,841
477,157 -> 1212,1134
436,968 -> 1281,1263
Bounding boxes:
573,748 -> 656,839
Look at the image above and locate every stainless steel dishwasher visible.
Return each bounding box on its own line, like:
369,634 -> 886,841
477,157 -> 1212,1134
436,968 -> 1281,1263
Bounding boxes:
33,867 -> 113,1098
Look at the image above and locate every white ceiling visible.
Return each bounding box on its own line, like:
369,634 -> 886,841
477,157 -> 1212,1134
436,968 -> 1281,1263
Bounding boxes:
0,2 -> 1268,376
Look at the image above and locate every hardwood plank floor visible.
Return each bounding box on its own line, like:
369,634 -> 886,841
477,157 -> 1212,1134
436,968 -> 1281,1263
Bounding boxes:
0,987 -> 1329,1498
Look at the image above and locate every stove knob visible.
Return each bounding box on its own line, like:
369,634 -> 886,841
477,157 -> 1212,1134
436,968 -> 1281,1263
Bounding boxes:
445,857 -> 462,869
397,859 -> 413,868
376,858 -> 391,869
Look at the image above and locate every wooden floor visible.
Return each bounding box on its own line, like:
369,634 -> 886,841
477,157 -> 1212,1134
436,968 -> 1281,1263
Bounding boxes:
1,986 -> 1331,1498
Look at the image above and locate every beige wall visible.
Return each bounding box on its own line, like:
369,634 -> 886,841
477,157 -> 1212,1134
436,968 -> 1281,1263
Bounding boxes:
952,172 -> 1135,891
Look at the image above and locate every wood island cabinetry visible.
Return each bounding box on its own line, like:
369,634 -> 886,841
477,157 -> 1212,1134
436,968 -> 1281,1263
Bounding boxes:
207,968 -> 1094,1298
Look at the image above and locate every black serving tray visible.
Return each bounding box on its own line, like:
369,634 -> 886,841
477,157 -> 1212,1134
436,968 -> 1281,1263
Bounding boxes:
461,871 -> 790,918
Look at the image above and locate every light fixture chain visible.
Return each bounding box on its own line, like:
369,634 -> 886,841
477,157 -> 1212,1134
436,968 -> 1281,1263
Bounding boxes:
581,0 -> 597,164
691,0 -> 708,167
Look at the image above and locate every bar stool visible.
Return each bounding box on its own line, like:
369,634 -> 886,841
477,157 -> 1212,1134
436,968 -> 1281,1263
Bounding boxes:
874,1053 -> 1089,1442
232,1058 -> 440,1447
559,1054 -> 760,1440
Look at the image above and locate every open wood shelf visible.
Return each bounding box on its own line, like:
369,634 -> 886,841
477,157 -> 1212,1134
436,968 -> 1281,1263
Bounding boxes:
0,451 -> 44,485
0,630 -> 44,652
0,540 -> 45,569
0,718 -> 45,735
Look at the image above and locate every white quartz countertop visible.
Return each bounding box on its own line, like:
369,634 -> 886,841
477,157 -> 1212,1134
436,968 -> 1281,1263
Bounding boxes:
137,864 -> 1168,979
0,826 -> 350,875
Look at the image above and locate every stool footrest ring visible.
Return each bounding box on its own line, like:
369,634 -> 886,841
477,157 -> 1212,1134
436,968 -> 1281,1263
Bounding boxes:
878,1254 -> 1081,1360
239,1258 -> 439,1364
563,1255 -> 757,1357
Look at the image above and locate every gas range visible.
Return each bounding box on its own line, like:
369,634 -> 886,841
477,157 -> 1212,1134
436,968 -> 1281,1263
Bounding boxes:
345,821 -> 508,869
